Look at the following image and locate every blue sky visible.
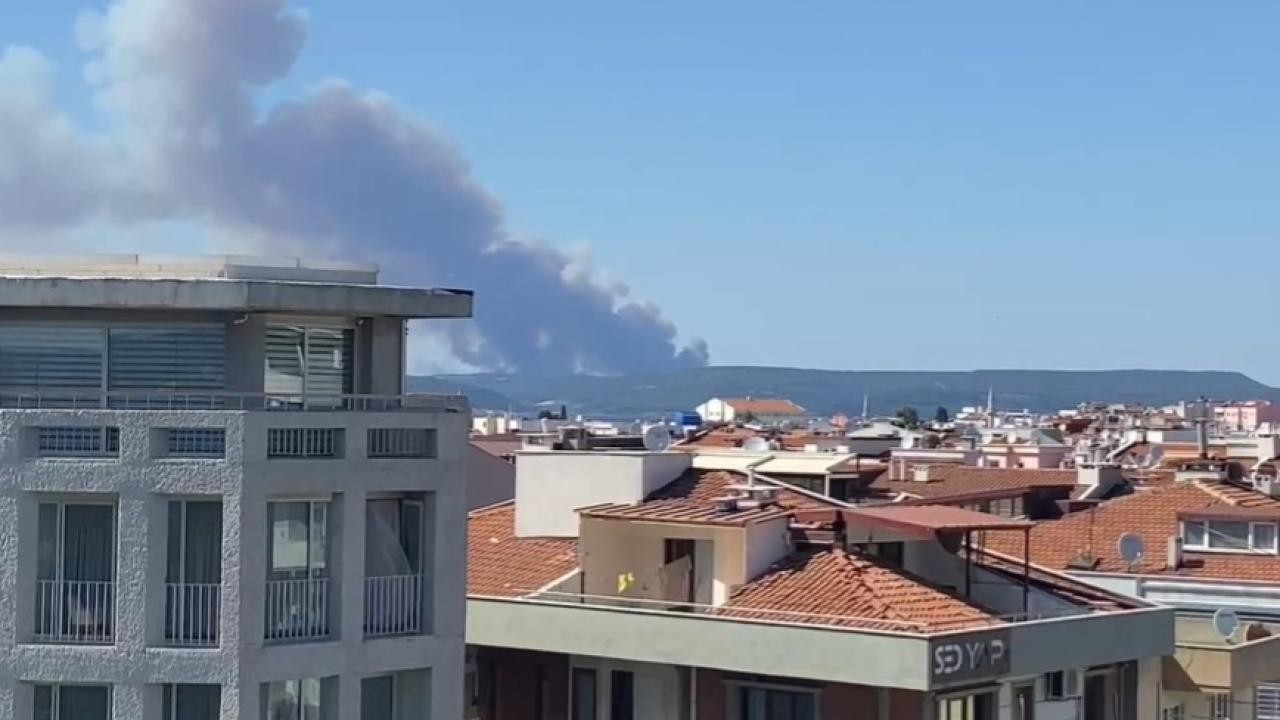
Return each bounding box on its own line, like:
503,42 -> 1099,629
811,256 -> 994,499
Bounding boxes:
5,1 -> 1280,381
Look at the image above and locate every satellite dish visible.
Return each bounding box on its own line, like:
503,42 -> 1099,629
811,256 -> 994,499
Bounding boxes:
742,437 -> 771,453
1117,533 -> 1145,565
1212,608 -> 1241,640
642,425 -> 672,452
1146,446 -> 1166,469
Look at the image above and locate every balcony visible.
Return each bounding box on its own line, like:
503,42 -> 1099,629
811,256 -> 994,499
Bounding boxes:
35,579 -> 115,644
364,574 -> 424,637
265,577 -> 331,642
165,582 -> 220,647
0,388 -> 466,413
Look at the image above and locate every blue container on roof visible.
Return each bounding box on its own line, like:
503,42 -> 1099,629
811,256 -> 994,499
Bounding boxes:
672,411 -> 702,427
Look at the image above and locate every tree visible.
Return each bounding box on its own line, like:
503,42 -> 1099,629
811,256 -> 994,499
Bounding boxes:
934,406 -> 950,424
893,406 -> 920,429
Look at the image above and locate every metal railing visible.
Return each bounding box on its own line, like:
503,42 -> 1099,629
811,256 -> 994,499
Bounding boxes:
267,428 -> 342,458
0,388 -> 466,413
35,580 -> 115,644
165,582 -> 220,647
264,577 -> 330,642
364,574 -> 424,636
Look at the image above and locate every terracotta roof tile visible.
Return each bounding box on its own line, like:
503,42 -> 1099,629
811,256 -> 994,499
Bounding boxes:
874,465 -> 1078,502
467,503 -> 579,598
724,398 -> 806,416
718,549 -> 995,632
983,482 -> 1280,582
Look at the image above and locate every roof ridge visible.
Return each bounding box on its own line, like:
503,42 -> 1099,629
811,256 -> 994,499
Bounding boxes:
829,550 -> 914,623
1196,481 -> 1247,506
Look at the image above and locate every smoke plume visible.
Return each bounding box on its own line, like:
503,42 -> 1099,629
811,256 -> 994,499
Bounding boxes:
0,0 -> 709,374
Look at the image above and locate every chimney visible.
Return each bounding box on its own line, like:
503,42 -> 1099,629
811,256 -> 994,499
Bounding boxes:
1167,536 -> 1182,570
913,465 -> 932,482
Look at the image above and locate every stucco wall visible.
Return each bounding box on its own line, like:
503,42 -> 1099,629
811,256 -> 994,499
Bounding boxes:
0,405 -> 468,720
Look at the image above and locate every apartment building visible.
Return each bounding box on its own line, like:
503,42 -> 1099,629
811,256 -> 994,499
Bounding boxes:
465,448 -> 1175,720
0,256 -> 472,719
983,476 -> 1280,720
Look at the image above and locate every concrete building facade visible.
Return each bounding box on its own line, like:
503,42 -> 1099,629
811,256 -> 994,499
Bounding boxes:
0,255 -> 472,720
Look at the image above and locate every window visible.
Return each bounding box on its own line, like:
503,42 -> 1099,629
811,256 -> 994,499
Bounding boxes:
364,497 -> 427,636
610,671 -> 634,720
737,685 -> 818,720
265,325 -> 354,398
265,679 -> 322,720
35,684 -> 111,720
163,684 -> 220,720
937,692 -> 995,720
464,650 -> 480,720
267,428 -> 342,458
107,325 -> 226,391
268,501 -> 328,578
360,675 -> 394,720
1161,705 -> 1184,720
165,500 -> 223,646
1044,670 -> 1076,700
1209,693 -> 1231,720
36,427 -> 119,457
571,668 -> 597,720
1258,686 -> 1280,720
36,502 -> 116,643
166,429 -> 226,457
367,428 -> 437,459
0,326 -> 103,393
1182,520 -> 1278,553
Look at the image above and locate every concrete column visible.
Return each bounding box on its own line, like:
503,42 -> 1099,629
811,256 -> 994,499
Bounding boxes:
113,682 -> 146,719
143,494 -> 169,647
335,673 -> 360,720
116,489 -> 152,651
238,484 -> 267,652
367,317 -> 405,396
432,649 -> 462,720
140,683 -> 165,720
338,488 -> 368,644
5,492 -> 32,645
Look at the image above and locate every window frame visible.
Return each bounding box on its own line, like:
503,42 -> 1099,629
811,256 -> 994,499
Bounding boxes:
1182,519 -> 1279,554
727,680 -> 821,720
35,683 -> 113,720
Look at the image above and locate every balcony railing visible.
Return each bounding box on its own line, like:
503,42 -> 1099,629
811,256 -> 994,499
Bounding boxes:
35,579 -> 115,644
0,388 -> 466,413
364,574 -> 424,637
165,582 -> 220,647
265,577 -> 330,642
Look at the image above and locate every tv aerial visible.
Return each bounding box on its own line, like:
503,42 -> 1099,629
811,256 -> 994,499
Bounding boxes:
642,425 -> 672,453
1116,533 -> 1145,570
1212,607 -> 1241,641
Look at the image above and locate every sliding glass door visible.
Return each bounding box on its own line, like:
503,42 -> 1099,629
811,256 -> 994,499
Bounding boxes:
264,325 -> 354,404
364,499 -> 424,636
266,501 -> 330,640
166,500 -> 223,645
36,503 -> 115,643
35,684 -> 111,720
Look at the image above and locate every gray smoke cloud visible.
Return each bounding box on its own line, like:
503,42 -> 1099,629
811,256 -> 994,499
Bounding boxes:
0,0 -> 709,374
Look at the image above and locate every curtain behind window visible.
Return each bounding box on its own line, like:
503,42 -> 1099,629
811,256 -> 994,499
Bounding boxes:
60,685 -> 110,720
366,500 -> 412,577
63,505 -> 114,582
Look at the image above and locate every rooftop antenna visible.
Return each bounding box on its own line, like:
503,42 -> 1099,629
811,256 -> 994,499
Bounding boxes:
1117,533 -> 1145,572
1212,607 -> 1241,643
642,425 -> 672,453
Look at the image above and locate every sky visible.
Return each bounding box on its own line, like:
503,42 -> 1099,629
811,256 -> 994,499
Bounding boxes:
3,1 -> 1279,381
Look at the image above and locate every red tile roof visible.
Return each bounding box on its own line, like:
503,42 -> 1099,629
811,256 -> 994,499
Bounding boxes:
725,398 -> 807,416
983,482 -> 1280,582
874,465 -> 1078,502
718,549 -> 995,632
843,505 -> 1034,534
467,503 -> 579,598
581,469 -> 839,527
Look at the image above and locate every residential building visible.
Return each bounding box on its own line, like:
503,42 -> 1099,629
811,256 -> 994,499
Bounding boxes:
984,477 -> 1280,720
1217,402 -> 1280,433
0,255 -> 471,719
465,448 -> 1175,720
695,398 -> 807,427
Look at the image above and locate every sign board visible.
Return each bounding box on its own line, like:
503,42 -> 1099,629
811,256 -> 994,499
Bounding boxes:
929,629 -> 1012,686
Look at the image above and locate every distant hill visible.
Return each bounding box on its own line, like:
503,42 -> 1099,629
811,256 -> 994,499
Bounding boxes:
407,367 -> 1280,418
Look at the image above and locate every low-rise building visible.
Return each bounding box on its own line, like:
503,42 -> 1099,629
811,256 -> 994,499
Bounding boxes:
695,398 -> 807,427
985,478 -> 1280,720
466,449 -> 1175,720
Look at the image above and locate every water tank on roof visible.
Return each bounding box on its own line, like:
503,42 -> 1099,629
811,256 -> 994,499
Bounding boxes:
672,411 -> 703,428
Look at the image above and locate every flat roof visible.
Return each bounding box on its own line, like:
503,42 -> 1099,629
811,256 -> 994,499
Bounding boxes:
842,505 -> 1034,535
0,276 -> 472,318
